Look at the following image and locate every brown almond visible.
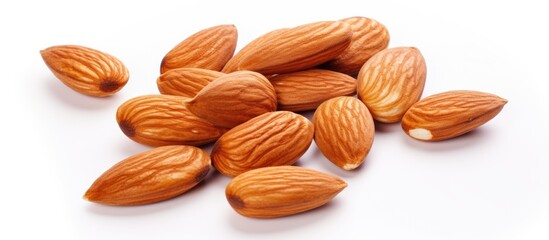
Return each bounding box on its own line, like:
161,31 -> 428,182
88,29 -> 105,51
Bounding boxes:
157,68 -> 225,98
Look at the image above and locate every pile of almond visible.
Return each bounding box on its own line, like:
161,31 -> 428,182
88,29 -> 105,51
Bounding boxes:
40,17 -> 507,218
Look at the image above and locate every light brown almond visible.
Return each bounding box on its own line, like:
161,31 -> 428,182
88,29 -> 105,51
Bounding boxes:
269,69 -> 357,112
226,166 -> 347,218
222,21 -> 352,75
357,47 -> 427,123
157,68 -> 225,98
401,90 -> 507,141
160,24 -> 237,73
116,95 -> 227,147
187,71 -> 277,128
314,97 -> 374,170
84,145 -> 210,206
212,111 -> 314,177
40,45 -> 129,97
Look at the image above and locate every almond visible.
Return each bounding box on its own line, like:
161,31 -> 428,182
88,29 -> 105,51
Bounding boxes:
40,45 -> 129,97
321,17 -> 390,76
187,71 -> 277,128
226,166 -> 347,218
314,97 -> 374,170
357,47 -> 427,123
157,68 -> 225,98
160,24 -> 237,73
84,145 -> 210,205
401,90 -> 507,141
212,111 -> 314,177
269,69 -> 356,112
116,95 -> 227,147
222,21 -> 353,75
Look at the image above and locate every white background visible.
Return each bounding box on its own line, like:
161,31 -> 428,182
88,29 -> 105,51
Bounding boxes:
1,0 -> 548,239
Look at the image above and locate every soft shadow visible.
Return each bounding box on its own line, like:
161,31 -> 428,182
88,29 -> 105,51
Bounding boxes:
374,121 -> 401,134
298,110 -> 315,121
45,78 -> 122,110
401,127 -> 494,152
306,146 -> 365,178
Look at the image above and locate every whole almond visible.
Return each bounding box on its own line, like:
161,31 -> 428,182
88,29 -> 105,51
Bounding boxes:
187,71 -> 277,128
401,90 -> 507,141
40,45 -> 129,97
212,111 -> 314,177
321,17 -> 390,76
226,166 -> 347,218
269,69 -> 356,112
314,97 -> 374,170
222,21 -> 352,75
357,47 -> 427,123
116,95 -> 227,147
157,68 -> 225,98
160,24 -> 237,73
84,145 -> 210,205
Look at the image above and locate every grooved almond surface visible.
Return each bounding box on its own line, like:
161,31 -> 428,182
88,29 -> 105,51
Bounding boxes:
226,166 -> 347,218
322,17 -> 390,76
269,69 -> 357,112
157,68 -> 225,98
160,24 -> 237,73
212,111 -> 314,177
40,45 -> 129,97
401,90 -> 508,141
187,71 -> 277,128
314,97 -> 374,170
84,145 -> 211,206
357,47 -> 427,123
116,95 -> 227,147
222,21 -> 353,75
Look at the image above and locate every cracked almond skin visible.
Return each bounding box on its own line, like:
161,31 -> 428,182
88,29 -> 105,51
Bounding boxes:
116,95 -> 227,147
269,69 -> 356,112
321,17 -> 390,76
401,90 -> 508,141
187,71 -> 277,129
226,166 -> 347,218
157,68 -> 225,98
357,47 -> 427,123
40,45 -> 129,97
84,145 -> 211,206
222,21 -> 352,75
314,97 -> 374,170
160,24 -> 237,73
212,111 -> 314,177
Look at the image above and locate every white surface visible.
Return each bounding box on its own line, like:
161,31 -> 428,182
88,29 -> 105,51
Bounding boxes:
2,0 -> 549,239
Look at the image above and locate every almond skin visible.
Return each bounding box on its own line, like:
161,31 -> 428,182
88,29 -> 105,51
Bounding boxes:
40,45 -> 129,97
157,68 -> 225,98
321,17 -> 390,76
116,95 -> 227,147
187,71 -> 277,129
160,24 -> 237,73
401,90 -> 508,141
84,145 -> 211,206
314,97 -> 374,170
269,69 -> 356,112
226,166 -> 347,218
212,111 -> 314,177
357,47 -> 427,123
222,21 -> 353,75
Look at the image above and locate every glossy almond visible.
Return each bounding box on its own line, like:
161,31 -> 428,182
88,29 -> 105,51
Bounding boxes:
357,47 -> 427,123
116,95 -> 227,147
314,97 -> 374,170
401,90 -> 507,141
40,45 -> 129,97
160,24 -> 237,73
269,69 -> 356,112
226,166 -> 347,218
322,17 -> 390,76
187,71 -> 277,128
212,111 -> 314,177
222,21 -> 352,75
157,68 -> 225,98
84,145 -> 210,205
